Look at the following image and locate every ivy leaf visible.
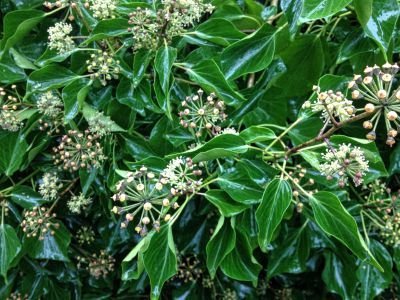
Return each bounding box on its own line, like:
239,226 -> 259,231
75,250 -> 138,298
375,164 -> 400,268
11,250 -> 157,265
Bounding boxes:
62,78 -> 91,123
0,224 -> 22,281
206,216 -> 236,278
143,225 -> 177,299
281,0 -> 304,35
310,192 -> 382,271
353,0 -> 373,27
239,125 -> 276,144
23,222 -> 71,262
205,190 -> 248,217
300,0 -> 351,20
256,179 -> 292,251
182,59 -> 246,106
356,240 -> 393,300
221,24 -> 276,80
220,230 -> 262,283
11,186 -> 47,209
0,131 -> 28,176
362,0 -> 399,52
82,18 -> 129,45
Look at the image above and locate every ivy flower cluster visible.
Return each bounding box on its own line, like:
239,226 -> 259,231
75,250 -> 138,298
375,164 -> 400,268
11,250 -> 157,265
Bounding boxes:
38,172 -> 62,201
319,143 -> 369,187
76,226 -> 95,245
86,51 -> 120,86
175,255 -> 203,283
37,91 -> 64,134
128,0 -> 214,51
302,87 -> 355,123
161,157 -> 202,195
348,63 -> 400,146
179,90 -> 227,137
85,0 -> 117,19
285,165 -> 316,212
87,111 -> 114,137
67,193 -> 92,214
0,87 -> 24,132
112,166 -> 178,236
53,129 -> 106,171
47,22 -> 75,54
21,207 -> 60,240
77,250 -> 115,279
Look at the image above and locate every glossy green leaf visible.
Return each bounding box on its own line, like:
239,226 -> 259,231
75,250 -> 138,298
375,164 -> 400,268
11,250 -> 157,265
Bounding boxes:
11,186 -> 47,208
356,240 -> 392,300
281,0 -> 304,35
205,190 -> 248,217
221,24 -> 276,80
256,179 -> 292,251
0,55 -> 26,84
0,131 -> 28,176
206,216 -> 236,278
362,0 -> 399,52
0,10 -> 45,54
353,0 -> 373,26
62,78 -> 91,122
310,192 -> 381,270
27,65 -> 80,94
182,60 -> 246,106
185,18 -> 245,46
23,222 -> 71,262
220,230 -> 262,282
322,252 -> 358,299
0,224 -> 21,280
82,18 -> 129,44
239,125 -> 276,144
143,225 -> 177,299
268,224 -> 310,278
300,0 -> 351,20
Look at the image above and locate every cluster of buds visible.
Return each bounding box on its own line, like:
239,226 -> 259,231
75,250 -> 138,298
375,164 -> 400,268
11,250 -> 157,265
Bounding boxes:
6,292 -> 28,300
302,87 -> 355,123
161,157 -> 202,194
1,200 -> 9,217
76,226 -> 95,245
348,63 -> 400,146
218,127 -> 239,135
53,129 -> 106,172
67,193 -> 92,214
128,0 -> 214,51
0,86 -> 24,132
85,0 -> 117,19
175,255 -> 203,283
37,91 -> 64,135
319,143 -> 369,187
38,172 -> 63,201
21,207 -> 60,240
179,90 -> 227,137
47,22 -> 75,54
87,51 -> 120,86
87,111 -> 114,137
112,166 -> 179,236
43,1 -> 70,9
284,165 -> 316,212
77,250 -> 115,279
222,289 -> 238,300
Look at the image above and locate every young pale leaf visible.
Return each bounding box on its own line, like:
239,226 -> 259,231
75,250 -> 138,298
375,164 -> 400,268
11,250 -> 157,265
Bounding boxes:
221,24 -> 276,80
310,192 -> 382,271
220,230 -> 262,283
0,224 -> 22,280
206,216 -> 236,278
256,179 -> 292,251
143,225 -> 177,299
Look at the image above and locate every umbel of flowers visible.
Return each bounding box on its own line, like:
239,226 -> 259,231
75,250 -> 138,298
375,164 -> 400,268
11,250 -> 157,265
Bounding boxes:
112,166 -> 179,236
319,143 -> 369,187
348,63 -> 400,146
0,86 -> 25,132
178,89 -> 227,137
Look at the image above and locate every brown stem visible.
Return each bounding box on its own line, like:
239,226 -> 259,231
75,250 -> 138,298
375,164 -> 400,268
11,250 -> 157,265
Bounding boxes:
286,110 -> 373,156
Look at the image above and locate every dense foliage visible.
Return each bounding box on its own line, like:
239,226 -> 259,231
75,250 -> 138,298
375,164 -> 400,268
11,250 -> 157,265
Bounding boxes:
0,0 -> 400,299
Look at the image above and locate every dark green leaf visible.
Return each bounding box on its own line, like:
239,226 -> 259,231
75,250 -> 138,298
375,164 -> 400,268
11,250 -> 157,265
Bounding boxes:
0,224 -> 21,280
62,78 -> 91,122
239,125 -> 276,144
205,190 -> 248,217
0,131 -> 28,176
256,179 -> 292,251
11,186 -> 47,208
301,0 -> 351,20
